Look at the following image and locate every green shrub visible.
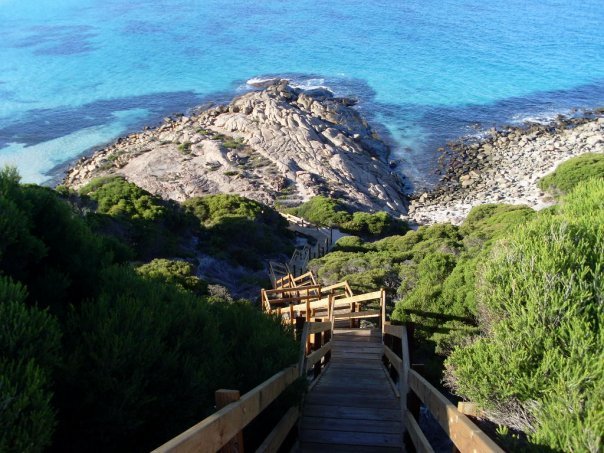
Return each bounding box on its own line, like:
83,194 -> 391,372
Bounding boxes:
0,276 -> 61,453
287,196 -> 351,226
57,265 -> 297,452
177,142 -> 191,154
445,179 -> 604,451
222,137 -> 245,149
333,235 -> 366,252
0,168 -> 300,452
0,169 -> 112,311
136,259 -> 207,295
79,176 -> 195,260
80,176 -> 166,221
538,153 -> 604,196
341,211 -> 409,237
289,196 -> 408,238
184,195 -> 293,268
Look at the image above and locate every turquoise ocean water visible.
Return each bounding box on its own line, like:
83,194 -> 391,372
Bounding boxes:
1,0 -> 603,188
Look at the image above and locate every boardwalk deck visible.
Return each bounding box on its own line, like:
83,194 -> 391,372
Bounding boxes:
298,328 -> 404,452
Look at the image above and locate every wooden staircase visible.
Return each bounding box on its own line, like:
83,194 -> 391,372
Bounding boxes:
153,272 -> 504,453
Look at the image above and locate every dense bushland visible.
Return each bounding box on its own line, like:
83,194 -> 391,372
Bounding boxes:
310,204 -> 535,380
445,179 -> 603,452
0,169 -> 297,452
74,177 -> 294,268
287,195 -> 409,238
309,170 -> 603,450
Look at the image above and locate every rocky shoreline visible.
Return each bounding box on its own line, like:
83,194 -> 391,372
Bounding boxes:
64,81 -> 407,214
408,113 -> 604,225
63,81 -> 603,227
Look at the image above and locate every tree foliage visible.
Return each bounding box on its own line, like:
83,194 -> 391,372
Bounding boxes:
445,179 -> 604,451
0,276 -> 61,453
184,195 -> 293,269
287,196 -> 408,238
0,168 -> 298,452
136,258 -> 208,295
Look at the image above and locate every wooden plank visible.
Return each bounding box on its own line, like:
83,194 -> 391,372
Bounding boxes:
305,343 -> 331,371
301,417 -> 402,434
153,366 -> 299,453
336,290 -> 383,305
215,390 -> 244,453
333,310 -> 381,320
326,358 -> 384,366
264,285 -> 322,295
298,322 -> 310,374
303,404 -> 402,421
266,294 -> 321,305
405,411 -> 434,453
333,337 -> 381,344
299,444 -> 400,453
300,429 -> 402,447
408,370 -> 504,453
331,351 -> 383,358
334,328 -> 381,335
311,384 -> 392,395
255,406 -> 299,453
383,344 -> 403,374
308,321 -> 332,334
331,340 -> 383,347
304,393 -> 399,409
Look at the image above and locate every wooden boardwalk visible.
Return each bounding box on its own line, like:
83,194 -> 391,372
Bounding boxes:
298,328 -> 404,452
155,276 -> 504,453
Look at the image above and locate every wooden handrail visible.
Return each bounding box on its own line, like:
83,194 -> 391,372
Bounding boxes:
255,406 -> 299,453
263,285 -> 322,296
305,343 -> 331,371
298,321 -> 333,376
335,290 -> 382,305
408,371 -> 503,453
292,271 -> 317,285
153,366 -> 299,453
155,320 -> 333,453
382,323 -> 503,453
321,281 -> 353,297
307,321 -> 332,334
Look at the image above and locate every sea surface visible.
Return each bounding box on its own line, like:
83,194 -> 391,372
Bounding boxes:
1,0 -> 603,189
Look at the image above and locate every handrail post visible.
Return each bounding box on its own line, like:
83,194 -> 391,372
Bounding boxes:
305,288 -> 311,322
400,326 -> 411,437
313,319 -> 323,378
261,288 -> 267,312
380,288 -> 386,329
215,390 -> 244,453
297,322 -> 310,376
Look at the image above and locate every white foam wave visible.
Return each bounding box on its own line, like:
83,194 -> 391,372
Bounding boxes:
246,75 -> 336,94
289,78 -> 334,93
510,109 -> 572,125
246,77 -> 283,88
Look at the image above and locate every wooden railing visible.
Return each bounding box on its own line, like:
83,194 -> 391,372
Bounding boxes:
262,274 -> 356,322
331,290 -> 384,325
382,323 -> 503,453
264,285 -> 383,331
153,321 -> 332,453
261,285 -> 322,313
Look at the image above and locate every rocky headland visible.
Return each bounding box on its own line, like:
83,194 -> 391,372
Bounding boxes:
409,113 -> 604,225
64,81 -> 407,214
